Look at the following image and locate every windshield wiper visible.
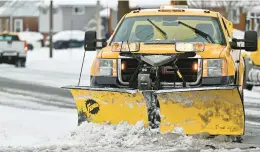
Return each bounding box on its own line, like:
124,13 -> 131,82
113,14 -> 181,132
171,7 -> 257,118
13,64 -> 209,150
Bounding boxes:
147,19 -> 168,40
178,21 -> 215,43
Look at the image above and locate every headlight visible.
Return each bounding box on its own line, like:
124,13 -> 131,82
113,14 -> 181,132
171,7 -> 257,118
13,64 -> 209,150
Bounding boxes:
96,59 -> 117,76
203,59 -> 227,77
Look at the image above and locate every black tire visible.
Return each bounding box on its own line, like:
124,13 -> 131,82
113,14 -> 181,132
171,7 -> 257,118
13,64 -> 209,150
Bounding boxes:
21,60 -> 26,67
245,84 -> 253,91
243,57 -> 253,91
15,59 -> 22,68
15,59 -> 26,68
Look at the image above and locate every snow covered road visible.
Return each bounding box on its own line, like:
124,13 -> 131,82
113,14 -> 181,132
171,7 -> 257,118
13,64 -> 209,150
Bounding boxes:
1,48 -> 260,151
0,76 -> 260,151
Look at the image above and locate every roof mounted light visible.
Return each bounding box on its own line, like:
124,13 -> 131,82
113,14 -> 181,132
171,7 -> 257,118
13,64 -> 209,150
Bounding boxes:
159,5 -> 188,11
175,42 -> 205,52
111,42 -> 140,52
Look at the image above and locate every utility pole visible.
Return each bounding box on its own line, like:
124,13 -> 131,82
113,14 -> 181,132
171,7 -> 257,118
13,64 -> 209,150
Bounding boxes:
108,8 -> 113,35
96,0 -> 101,39
96,0 -> 101,54
49,0 -> 53,58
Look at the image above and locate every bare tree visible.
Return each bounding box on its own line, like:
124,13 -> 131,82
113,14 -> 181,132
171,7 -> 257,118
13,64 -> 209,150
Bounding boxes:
117,0 -> 130,22
187,0 -> 260,18
170,0 -> 188,5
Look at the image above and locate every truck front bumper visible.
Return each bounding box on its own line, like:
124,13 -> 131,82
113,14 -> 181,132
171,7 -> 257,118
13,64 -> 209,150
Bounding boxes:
91,76 -> 235,87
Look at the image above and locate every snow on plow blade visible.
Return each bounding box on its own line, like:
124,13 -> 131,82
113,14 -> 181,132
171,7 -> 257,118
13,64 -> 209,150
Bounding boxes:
155,87 -> 244,135
69,87 -> 149,127
65,86 -> 244,136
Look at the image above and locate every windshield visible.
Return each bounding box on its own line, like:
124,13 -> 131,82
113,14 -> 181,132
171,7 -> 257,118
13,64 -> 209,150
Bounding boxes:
112,15 -> 226,45
0,34 -> 19,41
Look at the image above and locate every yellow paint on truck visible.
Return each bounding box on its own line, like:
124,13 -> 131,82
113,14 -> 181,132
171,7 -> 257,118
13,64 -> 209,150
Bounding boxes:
64,5 -> 256,136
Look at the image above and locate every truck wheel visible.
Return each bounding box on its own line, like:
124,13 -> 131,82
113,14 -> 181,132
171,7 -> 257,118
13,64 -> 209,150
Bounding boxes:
245,84 -> 253,91
15,59 -> 26,68
21,60 -> 26,67
243,57 -> 253,91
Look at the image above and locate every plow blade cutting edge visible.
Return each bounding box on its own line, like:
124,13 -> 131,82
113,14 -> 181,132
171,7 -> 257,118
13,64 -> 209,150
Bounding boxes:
67,86 -> 244,136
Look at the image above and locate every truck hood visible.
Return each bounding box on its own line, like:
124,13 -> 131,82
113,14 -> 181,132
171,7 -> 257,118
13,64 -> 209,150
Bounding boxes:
100,43 -> 227,59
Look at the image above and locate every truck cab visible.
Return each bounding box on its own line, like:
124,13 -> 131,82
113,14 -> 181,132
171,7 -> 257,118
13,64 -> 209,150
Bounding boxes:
85,5 -> 257,93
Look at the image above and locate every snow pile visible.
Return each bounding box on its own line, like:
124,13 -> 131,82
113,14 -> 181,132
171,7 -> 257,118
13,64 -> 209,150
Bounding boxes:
100,8 -> 110,18
66,121 -> 152,148
233,29 -> 244,39
18,32 -> 44,42
47,30 -> 85,42
1,117 -> 260,151
18,32 -> 44,50
3,121 -> 206,151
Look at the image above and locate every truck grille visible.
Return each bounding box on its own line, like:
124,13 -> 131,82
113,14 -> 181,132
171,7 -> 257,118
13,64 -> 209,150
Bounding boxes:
119,58 -> 200,84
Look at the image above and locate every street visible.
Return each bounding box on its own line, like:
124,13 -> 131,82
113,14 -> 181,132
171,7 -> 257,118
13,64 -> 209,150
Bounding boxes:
0,75 -> 260,151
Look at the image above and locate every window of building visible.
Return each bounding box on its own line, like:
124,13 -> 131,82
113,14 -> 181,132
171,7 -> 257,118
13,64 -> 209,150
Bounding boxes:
14,19 -> 23,32
72,6 -> 85,15
229,8 -> 240,24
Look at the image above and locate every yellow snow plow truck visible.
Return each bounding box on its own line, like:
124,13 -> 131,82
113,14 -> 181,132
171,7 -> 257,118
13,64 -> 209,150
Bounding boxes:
64,5 -> 258,139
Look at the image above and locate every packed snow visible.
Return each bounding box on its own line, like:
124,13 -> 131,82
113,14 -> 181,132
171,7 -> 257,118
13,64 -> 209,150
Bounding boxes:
50,30 -> 85,42
18,32 -> 44,50
0,105 -> 77,147
18,32 -> 44,42
233,29 -> 244,39
45,30 -> 85,46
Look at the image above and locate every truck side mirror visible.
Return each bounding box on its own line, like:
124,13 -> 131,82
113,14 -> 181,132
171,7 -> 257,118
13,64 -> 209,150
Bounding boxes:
230,38 -> 238,49
244,31 -> 258,52
84,31 -> 97,51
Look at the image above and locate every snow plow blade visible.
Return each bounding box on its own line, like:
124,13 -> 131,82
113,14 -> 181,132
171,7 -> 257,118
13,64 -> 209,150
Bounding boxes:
155,87 -> 244,135
68,87 -> 149,127
65,86 -> 244,136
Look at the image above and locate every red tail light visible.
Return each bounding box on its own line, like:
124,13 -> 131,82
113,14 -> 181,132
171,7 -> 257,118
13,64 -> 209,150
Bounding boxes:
24,41 -> 28,52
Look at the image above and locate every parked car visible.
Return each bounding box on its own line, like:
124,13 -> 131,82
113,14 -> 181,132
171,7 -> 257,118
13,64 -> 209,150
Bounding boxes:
45,30 -> 85,49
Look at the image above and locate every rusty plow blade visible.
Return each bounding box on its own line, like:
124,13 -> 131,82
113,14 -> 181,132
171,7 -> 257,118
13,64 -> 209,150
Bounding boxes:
65,86 -> 244,136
